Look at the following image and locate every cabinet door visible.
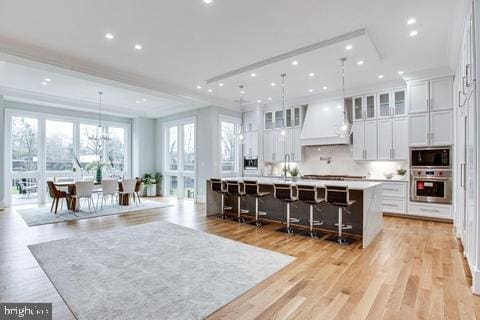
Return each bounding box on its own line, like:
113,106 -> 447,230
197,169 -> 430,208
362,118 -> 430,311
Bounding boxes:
243,111 -> 258,132
377,92 -> 391,118
264,112 -> 273,130
293,107 -> 301,127
291,127 -> 302,161
430,110 -> 453,146
392,117 -> 408,160
273,130 -> 285,162
353,96 -> 364,121
284,129 -> 293,158
242,132 -> 251,157
285,109 -> 293,128
408,81 -> 429,113
408,113 -> 429,146
393,89 -> 406,116
263,131 -> 274,162
364,120 -> 378,160
430,77 -> 453,111
377,119 -> 393,160
365,94 -> 376,120
352,122 -> 365,160
274,110 -> 284,129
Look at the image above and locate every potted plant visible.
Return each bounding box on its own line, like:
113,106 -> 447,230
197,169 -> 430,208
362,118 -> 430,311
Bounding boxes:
142,173 -> 157,197
86,161 -> 107,182
289,167 -> 300,181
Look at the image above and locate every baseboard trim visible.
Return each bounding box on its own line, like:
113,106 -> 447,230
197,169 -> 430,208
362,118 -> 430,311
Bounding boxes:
383,212 -> 453,223
470,262 -> 480,295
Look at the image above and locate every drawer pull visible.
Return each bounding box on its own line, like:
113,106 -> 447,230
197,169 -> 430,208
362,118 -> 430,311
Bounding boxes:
384,203 -> 399,207
419,208 -> 440,213
383,188 -> 399,191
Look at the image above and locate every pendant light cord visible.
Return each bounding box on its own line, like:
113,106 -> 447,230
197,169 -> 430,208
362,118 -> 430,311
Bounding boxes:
98,91 -> 103,128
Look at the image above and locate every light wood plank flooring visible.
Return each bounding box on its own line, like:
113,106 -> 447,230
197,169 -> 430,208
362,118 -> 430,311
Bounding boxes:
1,198 -> 479,319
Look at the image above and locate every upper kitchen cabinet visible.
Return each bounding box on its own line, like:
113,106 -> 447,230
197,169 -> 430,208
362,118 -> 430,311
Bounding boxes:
393,89 -> 406,116
242,131 -> 258,157
265,106 -> 302,130
264,112 -> 274,130
365,94 -> 376,120
430,110 -> 453,145
353,96 -> 364,121
430,77 -> 453,111
408,113 -> 429,146
274,110 -> 284,129
242,111 -> 258,132
408,80 -> 429,113
263,131 -> 274,161
285,127 -> 302,162
377,91 -> 391,118
352,120 -> 377,160
293,107 -> 302,127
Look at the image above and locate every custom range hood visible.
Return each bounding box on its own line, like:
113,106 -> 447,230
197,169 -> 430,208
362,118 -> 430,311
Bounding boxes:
300,98 -> 352,146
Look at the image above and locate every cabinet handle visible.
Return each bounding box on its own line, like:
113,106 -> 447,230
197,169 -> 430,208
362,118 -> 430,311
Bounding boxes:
383,188 -> 398,191
384,203 -> 399,207
420,208 -> 440,213
466,64 -> 471,87
463,76 -> 467,95
461,163 -> 466,188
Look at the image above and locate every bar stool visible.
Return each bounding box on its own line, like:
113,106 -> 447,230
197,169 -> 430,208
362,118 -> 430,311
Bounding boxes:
273,183 -> 300,234
226,180 -> 249,223
325,185 -> 356,245
297,184 -> 326,239
210,178 -> 231,219
243,180 -> 270,227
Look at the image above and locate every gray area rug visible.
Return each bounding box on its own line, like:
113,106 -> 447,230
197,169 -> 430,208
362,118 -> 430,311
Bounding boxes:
29,221 -> 295,320
17,200 -> 173,227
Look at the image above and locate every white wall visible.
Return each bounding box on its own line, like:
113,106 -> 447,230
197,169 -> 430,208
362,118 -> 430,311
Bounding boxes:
0,96 -> 5,208
155,105 -> 241,202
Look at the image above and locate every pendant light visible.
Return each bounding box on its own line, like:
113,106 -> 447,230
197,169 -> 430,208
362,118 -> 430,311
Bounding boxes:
280,73 -> 287,137
237,85 -> 245,144
336,57 -> 353,138
97,91 -> 110,141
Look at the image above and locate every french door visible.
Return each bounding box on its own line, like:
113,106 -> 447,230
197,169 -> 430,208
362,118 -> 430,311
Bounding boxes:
164,118 -> 196,200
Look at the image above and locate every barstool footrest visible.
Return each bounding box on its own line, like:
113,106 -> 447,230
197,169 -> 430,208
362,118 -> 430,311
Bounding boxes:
258,211 -> 268,216
313,220 -> 324,226
289,218 -> 301,223
224,206 -> 233,210
325,235 -> 356,246
334,223 -> 353,230
240,209 -> 249,214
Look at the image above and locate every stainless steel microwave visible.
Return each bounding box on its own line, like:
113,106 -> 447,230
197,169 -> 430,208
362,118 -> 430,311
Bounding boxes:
409,147 -> 452,169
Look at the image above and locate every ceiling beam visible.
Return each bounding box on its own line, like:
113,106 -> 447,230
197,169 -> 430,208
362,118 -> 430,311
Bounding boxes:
206,28 -> 366,84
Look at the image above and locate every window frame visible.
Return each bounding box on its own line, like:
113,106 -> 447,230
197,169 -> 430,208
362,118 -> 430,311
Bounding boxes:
219,115 -> 241,177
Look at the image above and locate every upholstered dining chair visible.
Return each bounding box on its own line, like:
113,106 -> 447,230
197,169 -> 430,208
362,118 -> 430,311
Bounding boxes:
71,181 -> 96,212
119,179 -> 137,206
47,181 -> 68,214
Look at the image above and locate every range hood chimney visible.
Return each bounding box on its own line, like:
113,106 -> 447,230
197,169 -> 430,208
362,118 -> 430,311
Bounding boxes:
300,98 -> 352,146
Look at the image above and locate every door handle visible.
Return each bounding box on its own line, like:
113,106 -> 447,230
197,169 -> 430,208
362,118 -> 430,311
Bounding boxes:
463,76 -> 467,95
466,64 -> 471,87
461,163 -> 466,188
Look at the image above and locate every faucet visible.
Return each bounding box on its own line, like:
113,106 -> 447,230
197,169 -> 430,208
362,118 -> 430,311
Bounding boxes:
283,153 -> 291,180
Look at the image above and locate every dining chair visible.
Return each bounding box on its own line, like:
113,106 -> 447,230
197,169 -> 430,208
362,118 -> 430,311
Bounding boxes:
119,179 -> 137,206
47,181 -> 68,214
100,179 -> 118,209
134,178 -> 142,205
72,181 -> 96,212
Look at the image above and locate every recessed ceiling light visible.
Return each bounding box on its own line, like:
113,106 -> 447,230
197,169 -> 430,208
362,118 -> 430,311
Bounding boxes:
270,82 -> 276,86
240,90 -> 245,94
142,98 -> 147,102
337,105 -> 342,110
322,86 -> 328,90
409,30 -> 418,37
407,18 -> 416,25
357,60 -> 364,65
41,81 -> 47,86
378,74 -> 384,79
196,85 -> 202,89
309,72 -> 315,77
44,78 -> 51,82
218,83 -> 224,87
291,60 -> 298,66
136,100 -> 141,104
398,71 -> 404,75
268,97 -> 272,101
345,44 -> 353,50
324,107 -> 329,112
134,44 -> 143,50
105,33 -> 114,40
257,99 -> 262,103
208,89 -> 213,93
308,89 -> 314,93
203,0 -> 213,4
250,73 -> 256,77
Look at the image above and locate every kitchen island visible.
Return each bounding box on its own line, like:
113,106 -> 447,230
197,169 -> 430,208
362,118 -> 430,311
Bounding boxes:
206,177 -> 383,248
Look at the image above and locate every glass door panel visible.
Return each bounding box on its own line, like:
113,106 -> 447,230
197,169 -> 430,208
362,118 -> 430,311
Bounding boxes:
294,107 -> 301,126
378,92 -> 391,118
183,176 -> 195,199
393,90 -> 406,116
274,110 -> 284,128
264,112 -> 273,130
46,120 -> 74,172
353,97 -> 363,121
183,123 -> 195,172
285,109 -> 292,127
167,176 -> 178,197
167,126 -> 178,171
366,95 -> 376,119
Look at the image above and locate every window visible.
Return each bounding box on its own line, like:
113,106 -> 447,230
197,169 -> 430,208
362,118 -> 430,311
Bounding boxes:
220,120 -> 237,173
11,116 -> 39,172
46,120 -> 73,171
163,119 -> 195,200
79,123 -> 103,169
107,127 -> 126,173
167,126 -> 178,171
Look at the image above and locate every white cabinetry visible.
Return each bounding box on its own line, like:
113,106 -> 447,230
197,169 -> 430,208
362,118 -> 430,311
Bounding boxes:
408,203 -> 452,220
242,131 -> 258,157
381,181 -> 408,214
353,121 -> 377,160
263,131 -> 274,162
243,111 -> 258,132
377,117 -> 408,160
408,76 -> 453,147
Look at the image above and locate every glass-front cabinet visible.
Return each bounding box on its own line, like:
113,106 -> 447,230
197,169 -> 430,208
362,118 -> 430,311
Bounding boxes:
265,107 -> 302,129
353,96 -> 363,121
285,109 -> 292,127
264,112 -> 273,130
365,94 -> 376,119
293,107 -> 301,126
393,89 -> 406,116
274,110 -> 284,128
377,91 -> 391,118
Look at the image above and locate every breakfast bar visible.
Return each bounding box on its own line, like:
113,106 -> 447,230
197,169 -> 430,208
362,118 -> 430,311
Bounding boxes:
206,177 -> 384,248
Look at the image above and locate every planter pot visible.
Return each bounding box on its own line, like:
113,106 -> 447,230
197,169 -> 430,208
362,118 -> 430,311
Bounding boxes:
146,184 -> 157,197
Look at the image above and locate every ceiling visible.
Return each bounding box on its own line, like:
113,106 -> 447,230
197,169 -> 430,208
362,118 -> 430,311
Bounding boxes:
0,0 -> 459,116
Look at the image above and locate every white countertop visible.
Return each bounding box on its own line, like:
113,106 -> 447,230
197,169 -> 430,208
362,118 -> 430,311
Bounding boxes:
221,177 -> 383,190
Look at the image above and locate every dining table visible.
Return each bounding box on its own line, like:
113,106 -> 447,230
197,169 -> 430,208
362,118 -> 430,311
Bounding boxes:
54,180 -> 138,212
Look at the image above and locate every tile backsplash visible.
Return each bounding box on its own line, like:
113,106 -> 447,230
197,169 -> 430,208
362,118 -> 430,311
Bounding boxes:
265,145 -> 408,178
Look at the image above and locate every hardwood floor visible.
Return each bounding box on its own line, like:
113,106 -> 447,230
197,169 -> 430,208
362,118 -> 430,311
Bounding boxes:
1,198 -> 479,319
